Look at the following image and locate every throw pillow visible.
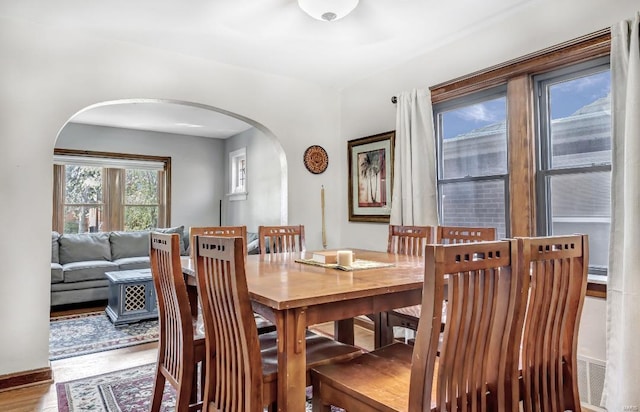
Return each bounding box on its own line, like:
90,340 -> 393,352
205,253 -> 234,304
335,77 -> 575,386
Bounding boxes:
153,226 -> 186,255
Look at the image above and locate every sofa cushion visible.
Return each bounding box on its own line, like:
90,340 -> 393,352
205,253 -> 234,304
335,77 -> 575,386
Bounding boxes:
52,231 -> 60,264
61,260 -> 119,283
110,231 -> 150,260
115,256 -> 151,271
59,233 -> 112,265
153,226 -> 186,255
51,263 -> 63,283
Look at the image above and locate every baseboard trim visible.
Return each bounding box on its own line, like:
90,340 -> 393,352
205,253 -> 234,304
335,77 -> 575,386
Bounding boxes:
0,366 -> 53,392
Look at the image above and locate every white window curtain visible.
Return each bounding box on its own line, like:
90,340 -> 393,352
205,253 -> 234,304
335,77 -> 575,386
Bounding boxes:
389,89 -> 438,226
603,11 -> 640,411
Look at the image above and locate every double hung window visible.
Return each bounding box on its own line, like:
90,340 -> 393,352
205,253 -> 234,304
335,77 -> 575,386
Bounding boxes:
430,29 -> 611,287
434,87 -> 509,239
535,58 -> 611,275
53,150 -> 170,233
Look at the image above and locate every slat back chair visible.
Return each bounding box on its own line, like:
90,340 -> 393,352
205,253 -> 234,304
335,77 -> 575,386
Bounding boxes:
382,226 -> 498,348
518,234 -> 588,412
311,240 -> 526,412
149,232 -> 206,412
437,225 -> 497,244
190,225 -> 275,335
195,236 -> 267,412
375,225 -> 434,347
411,239 -> 525,411
258,225 -> 305,254
189,225 -> 247,260
194,235 -> 362,412
387,225 -> 435,256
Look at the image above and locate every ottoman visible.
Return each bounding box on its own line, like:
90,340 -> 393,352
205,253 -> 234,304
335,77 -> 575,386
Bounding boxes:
105,268 -> 158,326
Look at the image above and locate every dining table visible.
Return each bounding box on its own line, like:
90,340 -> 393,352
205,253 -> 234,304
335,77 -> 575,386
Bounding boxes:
181,249 -> 425,412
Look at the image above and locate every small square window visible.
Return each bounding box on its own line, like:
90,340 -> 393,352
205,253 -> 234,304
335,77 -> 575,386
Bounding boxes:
229,148 -> 247,201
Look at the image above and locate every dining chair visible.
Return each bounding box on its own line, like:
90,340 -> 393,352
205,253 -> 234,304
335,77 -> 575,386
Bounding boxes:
189,225 -> 275,335
381,226 -> 498,348
311,239 -> 526,411
518,234 -> 589,412
194,235 -> 363,412
258,225 -> 305,254
149,232 -> 206,412
436,225 -> 497,244
374,225 -> 435,347
386,225 -> 435,256
189,225 -> 248,260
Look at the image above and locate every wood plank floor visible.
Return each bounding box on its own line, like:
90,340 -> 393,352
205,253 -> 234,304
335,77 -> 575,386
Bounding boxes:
0,305 -> 375,412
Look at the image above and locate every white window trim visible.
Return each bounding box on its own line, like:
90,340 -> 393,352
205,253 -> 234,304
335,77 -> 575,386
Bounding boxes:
228,147 -> 247,201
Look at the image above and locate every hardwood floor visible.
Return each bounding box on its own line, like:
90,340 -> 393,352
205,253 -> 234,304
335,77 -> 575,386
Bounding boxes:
0,306 -> 375,412
0,314 -> 600,412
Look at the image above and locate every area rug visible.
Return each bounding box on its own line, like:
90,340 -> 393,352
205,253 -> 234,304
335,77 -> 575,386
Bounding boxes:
57,363 -> 345,411
50,311 -> 159,361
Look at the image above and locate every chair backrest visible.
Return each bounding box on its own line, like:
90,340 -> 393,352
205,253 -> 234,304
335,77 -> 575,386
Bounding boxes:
436,225 -> 497,244
518,234 -> 588,412
409,240 -> 526,412
194,235 -> 264,412
387,225 -> 435,256
189,225 -> 247,260
258,225 -> 305,254
149,232 -> 196,384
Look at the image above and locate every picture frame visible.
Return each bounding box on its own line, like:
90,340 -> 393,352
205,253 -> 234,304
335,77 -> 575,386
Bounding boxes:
348,131 -> 395,223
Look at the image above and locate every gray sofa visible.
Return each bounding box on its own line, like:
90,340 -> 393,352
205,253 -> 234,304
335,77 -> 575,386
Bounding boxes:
50,226 -> 188,307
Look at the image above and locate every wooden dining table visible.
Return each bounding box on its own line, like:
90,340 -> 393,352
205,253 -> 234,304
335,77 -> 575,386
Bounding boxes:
181,249 -> 425,412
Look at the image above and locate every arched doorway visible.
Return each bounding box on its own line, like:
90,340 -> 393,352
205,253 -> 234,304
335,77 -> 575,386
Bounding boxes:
54,99 -> 288,234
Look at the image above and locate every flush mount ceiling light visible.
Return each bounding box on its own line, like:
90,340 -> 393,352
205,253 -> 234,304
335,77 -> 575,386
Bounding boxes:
298,0 -> 359,22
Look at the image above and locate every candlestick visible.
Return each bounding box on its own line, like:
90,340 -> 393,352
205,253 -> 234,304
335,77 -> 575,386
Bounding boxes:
321,186 -> 327,249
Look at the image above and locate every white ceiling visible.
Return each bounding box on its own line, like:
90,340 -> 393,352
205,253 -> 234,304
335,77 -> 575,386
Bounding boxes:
1,0 -> 533,138
72,102 -> 254,139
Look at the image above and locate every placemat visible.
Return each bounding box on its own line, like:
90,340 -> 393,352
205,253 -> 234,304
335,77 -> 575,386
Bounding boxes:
295,258 -> 395,271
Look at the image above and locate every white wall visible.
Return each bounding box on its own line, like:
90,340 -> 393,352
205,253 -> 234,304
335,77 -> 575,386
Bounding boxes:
1,0 -> 634,378
57,122 -> 226,230
0,17 -> 341,376
338,0 -> 638,363
223,127 -> 284,232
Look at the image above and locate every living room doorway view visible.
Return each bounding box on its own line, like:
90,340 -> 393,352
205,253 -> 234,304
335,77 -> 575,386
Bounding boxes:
49,99 -> 287,372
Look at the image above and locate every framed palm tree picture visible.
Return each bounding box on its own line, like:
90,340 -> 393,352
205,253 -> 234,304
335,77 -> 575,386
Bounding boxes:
348,131 -> 394,222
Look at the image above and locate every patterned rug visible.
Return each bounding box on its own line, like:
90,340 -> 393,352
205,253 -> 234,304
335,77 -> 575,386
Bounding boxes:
50,311 -> 158,361
56,363 -> 343,411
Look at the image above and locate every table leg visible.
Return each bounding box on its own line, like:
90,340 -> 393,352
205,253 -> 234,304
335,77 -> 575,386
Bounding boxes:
334,318 -> 354,345
277,308 -> 307,412
186,284 -> 199,320
373,311 -> 394,349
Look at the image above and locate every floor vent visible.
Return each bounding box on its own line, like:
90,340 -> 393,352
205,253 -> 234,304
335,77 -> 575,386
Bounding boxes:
578,355 -> 606,411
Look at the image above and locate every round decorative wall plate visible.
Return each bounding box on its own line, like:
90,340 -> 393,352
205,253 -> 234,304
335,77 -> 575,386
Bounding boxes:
303,145 -> 329,174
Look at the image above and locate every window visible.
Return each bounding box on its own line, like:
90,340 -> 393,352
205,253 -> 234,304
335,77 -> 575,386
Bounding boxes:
434,88 -> 509,239
429,29 -> 611,293
61,164 -> 104,233
535,58 -> 611,275
53,150 -> 170,233
229,147 -> 247,201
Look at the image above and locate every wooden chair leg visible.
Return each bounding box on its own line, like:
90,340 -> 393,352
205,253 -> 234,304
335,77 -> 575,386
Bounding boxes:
312,385 -> 332,412
149,370 -> 166,412
176,381 -> 194,412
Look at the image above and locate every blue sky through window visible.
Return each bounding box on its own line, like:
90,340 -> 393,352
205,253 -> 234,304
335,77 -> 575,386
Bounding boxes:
442,97 -> 506,140
441,69 -> 610,140
549,70 -> 610,119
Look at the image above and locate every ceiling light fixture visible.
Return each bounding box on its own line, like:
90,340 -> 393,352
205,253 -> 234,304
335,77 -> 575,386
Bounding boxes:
298,0 -> 359,22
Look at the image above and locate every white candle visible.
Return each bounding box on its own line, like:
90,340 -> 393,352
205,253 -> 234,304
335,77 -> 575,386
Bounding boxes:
337,250 -> 353,267
321,186 -> 327,249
